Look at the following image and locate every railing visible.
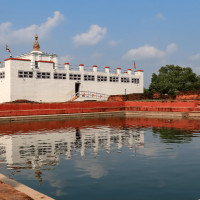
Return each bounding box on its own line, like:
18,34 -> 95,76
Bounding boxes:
70,91 -> 109,101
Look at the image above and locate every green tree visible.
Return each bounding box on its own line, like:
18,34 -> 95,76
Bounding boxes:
149,65 -> 200,97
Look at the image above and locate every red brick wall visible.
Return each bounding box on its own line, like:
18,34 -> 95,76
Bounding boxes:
176,91 -> 200,100
108,93 -> 151,101
0,100 -> 199,117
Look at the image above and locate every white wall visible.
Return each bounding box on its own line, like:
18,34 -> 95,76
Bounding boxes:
10,60 -> 74,102
0,61 -> 11,103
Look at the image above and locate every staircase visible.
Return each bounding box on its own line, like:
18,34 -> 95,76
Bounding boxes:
70,91 -> 109,102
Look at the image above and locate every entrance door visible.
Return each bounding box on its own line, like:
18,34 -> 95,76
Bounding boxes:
75,82 -> 80,97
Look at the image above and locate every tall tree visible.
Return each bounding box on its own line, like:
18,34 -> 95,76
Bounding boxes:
149,65 -> 200,97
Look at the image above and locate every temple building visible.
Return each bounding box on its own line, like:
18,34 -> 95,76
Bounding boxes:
0,35 -> 144,103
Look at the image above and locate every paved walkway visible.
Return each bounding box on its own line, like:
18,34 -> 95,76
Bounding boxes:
0,180 -> 33,200
0,174 -> 54,200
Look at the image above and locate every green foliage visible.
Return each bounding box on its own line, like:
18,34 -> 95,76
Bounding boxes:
148,65 -> 200,97
144,88 -> 151,95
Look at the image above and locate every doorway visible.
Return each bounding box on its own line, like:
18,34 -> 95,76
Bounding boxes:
75,82 -> 80,97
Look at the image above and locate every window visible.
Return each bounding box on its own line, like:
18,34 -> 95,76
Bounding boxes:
121,77 -> 130,83
110,76 -> 119,82
18,71 -> 33,78
132,78 -> 139,84
84,75 -> 95,81
69,74 -> 81,80
54,73 -> 66,79
97,75 -> 107,82
0,72 -> 5,79
37,72 -> 50,79
35,61 -> 38,69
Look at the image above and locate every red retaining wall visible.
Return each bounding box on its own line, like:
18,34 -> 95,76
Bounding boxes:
125,101 -> 199,112
0,100 -> 199,118
108,93 -> 151,101
176,91 -> 200,100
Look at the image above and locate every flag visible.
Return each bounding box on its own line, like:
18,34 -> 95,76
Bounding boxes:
134,61 -> 136,69
6,44 -> 10,53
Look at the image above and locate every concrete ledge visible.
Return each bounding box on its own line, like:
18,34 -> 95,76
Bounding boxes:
125,111 -> 189,118
0,111 -> 126,122
0,110 -> 199,122
0,174 -> 54,200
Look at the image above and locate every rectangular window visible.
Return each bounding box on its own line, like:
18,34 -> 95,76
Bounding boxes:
132,78 -> 139,84
84,75 -> 95,81
54,73 -> 66,79
18,71 -> 33,78
121,77 -> 130,83
97,75 -> 107,82
0,72 -> 5,79
35,61 -> 38,69
109,76 -> 119,82
37,72 -> 50,79
69,74 -> 81,80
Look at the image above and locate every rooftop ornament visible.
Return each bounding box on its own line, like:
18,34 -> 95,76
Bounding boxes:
33,34 -> 40,51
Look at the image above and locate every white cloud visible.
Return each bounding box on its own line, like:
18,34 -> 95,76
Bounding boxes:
166,43 -> 177,54
123,43 -> 177,61
156,13 -> 165,20
73,24 -> 107,46
91,52 -> 103,59
75,160 -> 107,179
59,54 -> 74,64
189,53 -> 200,61
123,45 -> 165,60
108,40 -> 119,47
0,11 -> 64,45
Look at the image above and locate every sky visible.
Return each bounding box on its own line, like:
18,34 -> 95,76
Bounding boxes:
0,0 -> 200,87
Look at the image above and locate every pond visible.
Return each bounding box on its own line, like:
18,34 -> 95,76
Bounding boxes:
0,117 -> 200,200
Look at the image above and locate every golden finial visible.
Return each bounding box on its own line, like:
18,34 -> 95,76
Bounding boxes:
33,34 -> 40,51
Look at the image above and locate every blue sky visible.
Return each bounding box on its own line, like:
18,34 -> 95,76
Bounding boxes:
0,0 -> 200,87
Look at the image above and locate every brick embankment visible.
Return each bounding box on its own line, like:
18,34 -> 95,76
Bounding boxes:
0,100 -> 200,120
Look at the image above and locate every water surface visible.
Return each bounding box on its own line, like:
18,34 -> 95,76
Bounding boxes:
0,117 -> 200,200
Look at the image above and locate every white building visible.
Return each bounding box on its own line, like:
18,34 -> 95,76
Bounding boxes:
0,35 -> 144,103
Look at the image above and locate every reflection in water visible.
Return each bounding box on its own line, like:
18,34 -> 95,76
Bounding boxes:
0,117 -> 199,170
0,125 -> 144,169
152,128 -> 193,143
0,117 -> 146,186
0,117 -> 200,199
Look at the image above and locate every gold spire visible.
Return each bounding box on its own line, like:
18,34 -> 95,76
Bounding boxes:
33,34 -> 40,51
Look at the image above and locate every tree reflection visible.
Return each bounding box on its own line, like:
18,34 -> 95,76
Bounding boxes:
152,128 -> 193,143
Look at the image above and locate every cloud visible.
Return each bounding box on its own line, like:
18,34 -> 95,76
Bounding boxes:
166,43 -> 177,54
91,52 -> 103,59
0,11 -> 64,45
189,53 -> 200,61
123,45 -> 165,60
156,13 -> 165,20
108,40 -> 119,47
123,43 -> 177,61
73,24 -> 107,46
75,160 -> 107,179
59,54 -> 74,64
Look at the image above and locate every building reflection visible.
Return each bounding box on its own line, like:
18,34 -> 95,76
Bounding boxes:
0,123 -> 144,170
